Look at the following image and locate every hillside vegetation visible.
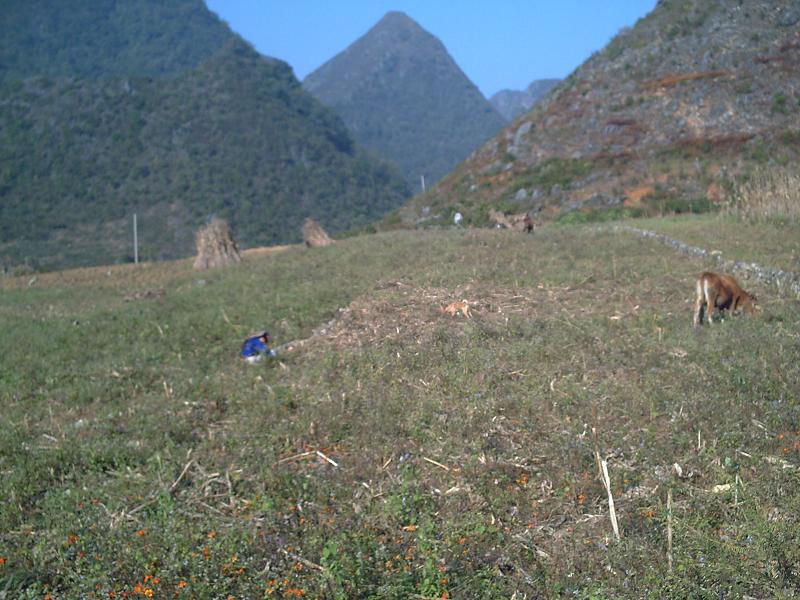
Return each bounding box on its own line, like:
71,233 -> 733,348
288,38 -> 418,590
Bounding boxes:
0,1 -> 410,270
2,219 -> 799,597
405,0 -> 800,228
0,0 -> 233,82
304,12 -> 506,193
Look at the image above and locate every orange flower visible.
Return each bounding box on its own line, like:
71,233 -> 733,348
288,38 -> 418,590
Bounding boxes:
137,529 -> 146,537
67,533 -> 79,545
177,581 -> 186,589
207,531 -> 217,539
577,494 -> 586,505
109,593 -> 117,599
0,557 -> 6,566
144,589 -> 154,598
203,546 -> 210,561
133,584 -> 143,594
440,592 -> 449,599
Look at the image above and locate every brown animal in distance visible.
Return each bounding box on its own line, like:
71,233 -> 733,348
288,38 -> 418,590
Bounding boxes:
443,300 -> 472,318
693,271 -> 757,327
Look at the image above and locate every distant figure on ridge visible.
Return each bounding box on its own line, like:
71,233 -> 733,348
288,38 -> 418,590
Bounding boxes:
453,211 -> 463,227
241,330 -> 277,364
523,214 -> 534,234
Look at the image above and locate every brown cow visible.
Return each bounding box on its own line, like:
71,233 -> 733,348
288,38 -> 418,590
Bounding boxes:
693,271 -> 757,327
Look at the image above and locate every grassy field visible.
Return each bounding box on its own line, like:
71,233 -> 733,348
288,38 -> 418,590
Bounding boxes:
1,223 -> 799,599
633,215 -> 800,274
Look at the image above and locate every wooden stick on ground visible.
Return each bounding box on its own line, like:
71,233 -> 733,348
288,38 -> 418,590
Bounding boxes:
422,456 -> 450,471
600,459 -> 621,542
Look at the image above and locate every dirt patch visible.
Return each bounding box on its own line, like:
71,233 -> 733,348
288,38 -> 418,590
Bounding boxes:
286,279 -> 613,355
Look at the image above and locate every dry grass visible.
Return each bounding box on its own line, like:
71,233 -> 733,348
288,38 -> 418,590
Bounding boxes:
727,167 -> 800,224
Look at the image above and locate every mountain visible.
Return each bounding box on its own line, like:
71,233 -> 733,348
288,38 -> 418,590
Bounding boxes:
0,1 -> 409,270
490,79 -> 561,122
399,0 -> 800,226
0,0 -> 234,81
303,11 -> 506,193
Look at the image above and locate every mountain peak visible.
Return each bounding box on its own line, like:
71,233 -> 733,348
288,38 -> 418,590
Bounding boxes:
376,10 -> 418,26
304,12 -> 504,192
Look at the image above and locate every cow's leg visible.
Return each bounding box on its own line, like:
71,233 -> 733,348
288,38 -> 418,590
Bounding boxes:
693,279 -> 705,327
704,279 -> 717,325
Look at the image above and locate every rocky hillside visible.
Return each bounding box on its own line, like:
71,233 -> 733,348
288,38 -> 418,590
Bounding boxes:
304,11 -> 506,193
400,0 -> 800,226
490,78 -> 561,122
0,1 -> 409,270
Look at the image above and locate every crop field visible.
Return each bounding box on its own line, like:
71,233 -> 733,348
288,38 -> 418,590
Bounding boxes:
1,221 -> 799,599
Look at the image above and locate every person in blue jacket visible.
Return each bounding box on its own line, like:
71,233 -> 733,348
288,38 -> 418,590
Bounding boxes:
240,330 -> 277,364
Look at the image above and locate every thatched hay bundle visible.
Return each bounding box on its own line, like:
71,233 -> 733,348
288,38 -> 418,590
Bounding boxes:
193,218 -> 242,270
302,218 -> 334,247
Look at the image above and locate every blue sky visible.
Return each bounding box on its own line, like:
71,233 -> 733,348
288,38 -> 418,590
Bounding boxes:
205,1 -> 658,98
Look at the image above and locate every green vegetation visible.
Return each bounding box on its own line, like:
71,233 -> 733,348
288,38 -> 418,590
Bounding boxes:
509,158 -> 592,194
771,92 -> 789,115
0,40 -> 409,270
1,224 -> 798,597
555,206 -> 646,225
0,0 -> 233,82
553,195 -> 715,228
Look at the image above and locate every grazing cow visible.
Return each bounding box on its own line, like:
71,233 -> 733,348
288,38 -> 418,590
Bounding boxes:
693,271 -> 757,327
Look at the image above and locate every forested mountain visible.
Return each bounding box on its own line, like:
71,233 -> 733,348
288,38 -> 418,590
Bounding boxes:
490,79 -> 561,122
0,1 -> 409,269
304,12 -> 506,193
399,0 -> 800,226
0,0 -> 233,81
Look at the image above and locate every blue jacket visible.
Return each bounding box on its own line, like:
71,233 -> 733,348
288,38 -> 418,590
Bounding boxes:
241,336 -> 276,358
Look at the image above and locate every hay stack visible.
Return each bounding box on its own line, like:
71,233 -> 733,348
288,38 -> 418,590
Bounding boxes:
488,209 -> 531,231
193,218 -> 242,270
302,218 -> 334,247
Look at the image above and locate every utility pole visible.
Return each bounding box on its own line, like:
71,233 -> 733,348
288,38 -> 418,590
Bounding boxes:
133,213 -> 139,264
